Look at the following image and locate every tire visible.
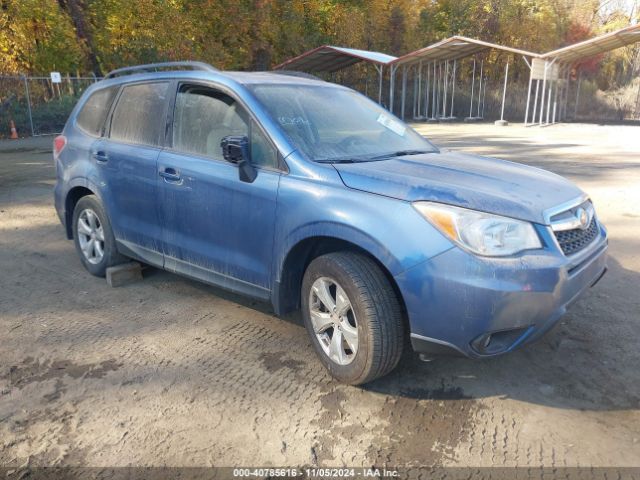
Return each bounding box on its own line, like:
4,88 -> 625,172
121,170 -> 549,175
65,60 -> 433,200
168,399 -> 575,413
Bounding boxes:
72,195 -> 126,277
301,252 -> 404,385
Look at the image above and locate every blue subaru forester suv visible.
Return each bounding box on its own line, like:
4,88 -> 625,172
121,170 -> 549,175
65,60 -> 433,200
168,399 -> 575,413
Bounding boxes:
54,62 -> 608,384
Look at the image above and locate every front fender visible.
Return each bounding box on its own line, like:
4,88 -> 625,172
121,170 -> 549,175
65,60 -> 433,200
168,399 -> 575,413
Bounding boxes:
276,221 -> 404,282
273,171 -> 455,283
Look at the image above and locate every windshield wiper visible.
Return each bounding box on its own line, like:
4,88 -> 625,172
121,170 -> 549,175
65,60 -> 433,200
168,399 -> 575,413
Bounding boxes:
315,149 -> 433,164
369,149 -> 433,160
315,158 -> 361,164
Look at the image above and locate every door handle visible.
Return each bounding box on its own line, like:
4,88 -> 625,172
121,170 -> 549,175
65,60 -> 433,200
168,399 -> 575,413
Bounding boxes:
92,150 -> 108,162
159,167 -> 182,183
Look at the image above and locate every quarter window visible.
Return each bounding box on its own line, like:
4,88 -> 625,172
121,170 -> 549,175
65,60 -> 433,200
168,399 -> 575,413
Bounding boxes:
76,87 -> 118,136
172,86 -> 278,168
250,118 -> 278,168
110,82 -> 169,147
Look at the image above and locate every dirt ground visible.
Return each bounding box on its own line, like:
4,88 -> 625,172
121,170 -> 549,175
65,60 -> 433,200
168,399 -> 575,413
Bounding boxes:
0,123 -> 639,472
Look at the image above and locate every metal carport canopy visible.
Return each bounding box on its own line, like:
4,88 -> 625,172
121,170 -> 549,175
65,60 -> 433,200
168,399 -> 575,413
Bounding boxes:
387,36 -> 540,118
541,24 -> 640,63
272,45 -> 397,73
391,36 -> 541,65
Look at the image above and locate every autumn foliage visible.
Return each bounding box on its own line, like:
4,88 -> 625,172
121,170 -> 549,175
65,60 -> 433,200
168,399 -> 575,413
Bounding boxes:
0,0 -> 638,88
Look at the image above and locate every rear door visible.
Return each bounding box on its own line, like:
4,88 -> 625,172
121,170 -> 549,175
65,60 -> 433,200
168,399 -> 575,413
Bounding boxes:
157,83 -> 281,298
96,81 -> 171,263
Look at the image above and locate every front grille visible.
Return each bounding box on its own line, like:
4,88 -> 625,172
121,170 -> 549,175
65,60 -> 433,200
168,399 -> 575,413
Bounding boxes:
554,218 -> 598,255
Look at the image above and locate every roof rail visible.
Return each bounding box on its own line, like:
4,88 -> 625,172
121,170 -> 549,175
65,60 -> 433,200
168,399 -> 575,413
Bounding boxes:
105,61 -> 218,79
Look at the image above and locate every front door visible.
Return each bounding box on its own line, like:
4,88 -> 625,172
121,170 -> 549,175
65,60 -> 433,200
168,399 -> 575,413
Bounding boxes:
157,83 -> 281,299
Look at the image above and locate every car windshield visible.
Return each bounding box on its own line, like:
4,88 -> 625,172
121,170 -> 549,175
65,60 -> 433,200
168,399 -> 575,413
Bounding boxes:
248,84 -> 437,163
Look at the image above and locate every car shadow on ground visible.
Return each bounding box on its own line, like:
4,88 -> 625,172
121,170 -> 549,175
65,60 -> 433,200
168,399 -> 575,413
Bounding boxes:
142,251 -> 639,413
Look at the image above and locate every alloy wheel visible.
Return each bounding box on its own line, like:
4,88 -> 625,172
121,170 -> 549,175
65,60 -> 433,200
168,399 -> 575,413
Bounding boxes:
77,208 -> 105,265
308,277 -> 359,365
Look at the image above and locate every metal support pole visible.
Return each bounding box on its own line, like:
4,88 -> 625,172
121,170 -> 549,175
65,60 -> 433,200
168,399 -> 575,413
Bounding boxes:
552,73 -> 560,124
436,62 -> 442,118
417,61 -> 422,118
365,69 -> 369,97
524,57 -> 533,125
389,65 -> 396,113
555,65 -> 563,121
500,62 -> 509,121
376,65 -> 383,105
412,65 -> 417,118
432,68 -> 438,119
432,62 -> 437,119
574,71 -> 582,119
22,75 -> 35,137
634,79 -> 640,119
439,61 -> 444,117
440,62 -> 445,117
476,60 -> 484,118
539,61 -> 548,125
559,65 -> 571,122
469,58 -> 476,118
562,65 -> 570,121
443,60 -> 449,118
425,62 -> 430,119
412,67 -> 418,119
546,77 -> 553,125
401,66 -> 407,120
450,59 -> 457,118
481,74 -> 487,119
532,79 -> 540,126
556,64 -> 563,122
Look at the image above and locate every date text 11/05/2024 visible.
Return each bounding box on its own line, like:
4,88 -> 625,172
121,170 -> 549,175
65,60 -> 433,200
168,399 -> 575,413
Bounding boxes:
232,468 -> 399,477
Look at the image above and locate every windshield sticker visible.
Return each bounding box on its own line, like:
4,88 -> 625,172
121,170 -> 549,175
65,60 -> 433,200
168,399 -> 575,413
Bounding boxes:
279,116 -> 310,126
377,113 -> 406,137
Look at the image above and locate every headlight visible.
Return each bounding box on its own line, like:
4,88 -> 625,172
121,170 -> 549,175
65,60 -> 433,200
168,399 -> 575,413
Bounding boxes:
413,202 -> 542,257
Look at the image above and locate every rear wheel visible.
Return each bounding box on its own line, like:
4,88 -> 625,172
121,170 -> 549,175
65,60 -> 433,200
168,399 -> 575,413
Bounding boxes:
301,252 -> 404,385
72,195 -> 125,277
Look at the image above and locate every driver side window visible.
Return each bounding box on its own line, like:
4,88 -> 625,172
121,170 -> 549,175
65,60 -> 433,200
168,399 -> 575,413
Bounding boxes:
172,85 -> 278,169
173,86 -> 248,160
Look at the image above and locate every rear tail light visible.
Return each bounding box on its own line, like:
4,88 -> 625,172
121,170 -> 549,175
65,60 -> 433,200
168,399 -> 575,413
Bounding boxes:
53,135 -> 67,160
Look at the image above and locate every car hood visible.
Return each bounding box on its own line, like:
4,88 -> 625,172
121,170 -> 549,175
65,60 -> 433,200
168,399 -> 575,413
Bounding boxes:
333,150 -> 584,224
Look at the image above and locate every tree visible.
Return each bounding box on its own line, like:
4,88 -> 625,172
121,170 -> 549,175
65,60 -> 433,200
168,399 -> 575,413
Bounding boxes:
57,0 -> 101,74
0,0 -> 85,74
388,5 -> 405,55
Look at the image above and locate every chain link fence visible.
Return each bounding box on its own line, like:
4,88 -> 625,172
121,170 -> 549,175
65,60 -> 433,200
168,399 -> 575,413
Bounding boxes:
1,75 -> 101,138
2,71 -> 638,139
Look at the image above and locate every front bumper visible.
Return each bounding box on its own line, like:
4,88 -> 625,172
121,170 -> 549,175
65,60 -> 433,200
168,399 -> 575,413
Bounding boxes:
395,222 -> 608,358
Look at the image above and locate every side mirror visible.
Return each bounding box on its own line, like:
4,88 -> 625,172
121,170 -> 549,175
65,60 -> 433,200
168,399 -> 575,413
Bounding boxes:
220,135 -> 257,183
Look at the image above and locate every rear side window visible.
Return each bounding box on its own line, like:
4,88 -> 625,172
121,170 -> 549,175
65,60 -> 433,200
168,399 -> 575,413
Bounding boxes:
110,82 -> 169,147
76,87 -> 118,136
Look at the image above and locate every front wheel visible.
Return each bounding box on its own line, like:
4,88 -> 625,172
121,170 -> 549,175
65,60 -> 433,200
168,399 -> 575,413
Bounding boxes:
72,195 -> 125,277
301,252 -> 404,385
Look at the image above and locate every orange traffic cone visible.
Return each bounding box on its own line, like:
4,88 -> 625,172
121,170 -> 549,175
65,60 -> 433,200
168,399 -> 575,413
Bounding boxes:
9,120 -> 18,139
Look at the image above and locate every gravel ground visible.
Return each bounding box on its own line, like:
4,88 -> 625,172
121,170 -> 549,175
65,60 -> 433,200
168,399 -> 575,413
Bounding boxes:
0,123 -> 638,472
